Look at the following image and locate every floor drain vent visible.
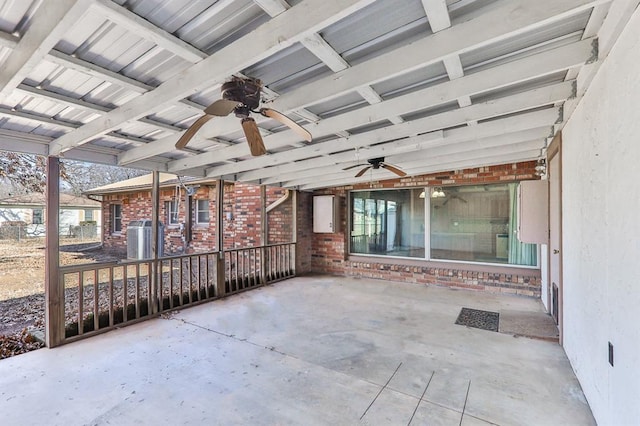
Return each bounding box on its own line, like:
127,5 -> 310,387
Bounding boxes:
455,308 -> 499,332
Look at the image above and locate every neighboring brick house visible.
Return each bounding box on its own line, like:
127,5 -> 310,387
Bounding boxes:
85,174 -> 294,256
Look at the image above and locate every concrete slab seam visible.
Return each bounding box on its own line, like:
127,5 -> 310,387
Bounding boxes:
459,380 -> 472,426
407,370 -> 435,425
360,362 -> 403,420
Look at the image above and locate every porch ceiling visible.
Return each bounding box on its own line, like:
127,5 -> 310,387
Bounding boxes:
0,0 -> 633,189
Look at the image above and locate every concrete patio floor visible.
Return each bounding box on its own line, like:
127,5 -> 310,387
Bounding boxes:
0,275 -> 593,425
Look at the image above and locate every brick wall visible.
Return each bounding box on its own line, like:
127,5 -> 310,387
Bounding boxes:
102,185 -> 219,256
308,162 -> 542,297
296,191 -> 313,274
101,181 -> 296,256
267,188 -> 293,244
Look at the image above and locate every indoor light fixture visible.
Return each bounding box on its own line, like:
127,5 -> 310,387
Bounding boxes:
419,190 -> 425,198
431,187 -> 445,198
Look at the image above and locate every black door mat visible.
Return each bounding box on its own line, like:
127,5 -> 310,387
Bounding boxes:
455,308 -> 499,332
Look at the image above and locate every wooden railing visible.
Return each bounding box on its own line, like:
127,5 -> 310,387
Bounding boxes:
55,242 -> 295,345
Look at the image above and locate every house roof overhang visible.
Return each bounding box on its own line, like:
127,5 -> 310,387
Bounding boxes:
0,0 -> 635,190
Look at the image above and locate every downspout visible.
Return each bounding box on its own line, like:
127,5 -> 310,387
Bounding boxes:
265,189 -> 290,214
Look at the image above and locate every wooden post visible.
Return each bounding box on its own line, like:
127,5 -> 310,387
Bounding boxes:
260,185 -> 267,284
150,171 -> 160,313
45,156 -> 64,347
292,190 -> 297,275
215,180 -> 226,297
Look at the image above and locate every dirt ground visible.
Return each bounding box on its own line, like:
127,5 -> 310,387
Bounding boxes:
0,238 -> 120,336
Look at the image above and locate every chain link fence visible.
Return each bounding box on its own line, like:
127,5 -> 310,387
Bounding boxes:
0,222 -> 99,241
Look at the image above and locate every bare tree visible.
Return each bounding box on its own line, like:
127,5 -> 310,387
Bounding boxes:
0,152 -> 68,194
62,160 -> 147,195
0,151 -> 145,195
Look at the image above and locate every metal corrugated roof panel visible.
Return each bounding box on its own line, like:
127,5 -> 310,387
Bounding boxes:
0,0 -> 38,33
470,71 -> 569,104
400,101 -> 460,122
321,0 -> 428,65
115,0 -> 266,55
147,106 -> 201,130
0,116 -> 68,136
23,60 -> 136,109
54,9 -> 192,86
372,61 -> 448,100
305,91 -> 368,119
175,0 -> 268,54
242,42 -> 332,94
460,10 -> 591,72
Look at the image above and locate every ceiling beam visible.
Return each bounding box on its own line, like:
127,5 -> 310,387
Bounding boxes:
171,37 -> 591,172
270,0 -> 606,113
285,138 -> 543,187
204,80 -> 573,178
16,84 -> 110,114
295,142 -> 543,190
0,107 -> 78,129
300,33 -> 349,72
91,0 -> 207,63
443,54 -> 474,116
119,0 -> 599,167
0,0 -> 89,97
238,107 -> 558,182
46,49 -> 153,94
253,0 -> 290,17
299,148 -> 542,190
171,37 -> 591,174
421,0 -> 451,32
14,84 -> 187,136
49,0 -> 377,156
262,126 -> 550,185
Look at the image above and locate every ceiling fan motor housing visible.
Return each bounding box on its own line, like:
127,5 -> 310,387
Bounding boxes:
221,78 -> 262,118
368,157 -> 385,169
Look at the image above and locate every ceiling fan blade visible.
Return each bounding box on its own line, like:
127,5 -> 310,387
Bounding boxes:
175,114 -> 214,149
381,163 -> 407,177
204,99 -> 241,116
342,163 -> 367,171
260,108 -> 312,142
355,166 -> 371,178
241,117 -> 266,156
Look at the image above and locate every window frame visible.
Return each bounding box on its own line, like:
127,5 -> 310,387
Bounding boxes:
111,204 -> 122,233
195,199 -> 210,224
165,200 -> 179,226
32,208 -> 43,225
348,188 -> 425,259
348,185 -> 539,269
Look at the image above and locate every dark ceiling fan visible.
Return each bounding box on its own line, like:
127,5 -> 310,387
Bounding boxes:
175,76 -> 312,156
343,157 -> 407,178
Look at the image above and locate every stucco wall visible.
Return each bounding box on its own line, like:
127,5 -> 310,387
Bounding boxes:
562,7 -> 640,424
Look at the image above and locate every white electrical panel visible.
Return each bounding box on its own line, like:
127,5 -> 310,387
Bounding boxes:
518,180 -> 549,244
313,195 -> 337,233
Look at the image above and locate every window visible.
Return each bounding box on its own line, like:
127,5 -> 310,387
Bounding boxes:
430,183 -> 536,265
84,209 -> 93,221
165,200 -> 179,225
350,189 -> 424,258
111,204 -> 122,233
349,183 -> 537,266
32,209 -> 43,224
195,199 -> 209,224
